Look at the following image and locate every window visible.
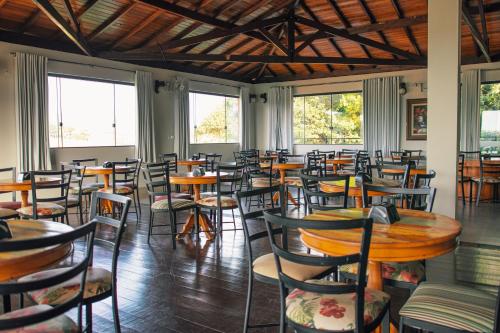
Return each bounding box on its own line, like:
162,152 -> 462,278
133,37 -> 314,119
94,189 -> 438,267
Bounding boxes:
189,92 -> 240,144
48,75 -> 136,148
480,82 -> 500,154
293,92 -> 363,145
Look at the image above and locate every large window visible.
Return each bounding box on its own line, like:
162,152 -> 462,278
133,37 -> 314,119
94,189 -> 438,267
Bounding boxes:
480,82 -> 500,154
293,92 -> 363,145
48,75 -> 136,148
189,92 -> 240,144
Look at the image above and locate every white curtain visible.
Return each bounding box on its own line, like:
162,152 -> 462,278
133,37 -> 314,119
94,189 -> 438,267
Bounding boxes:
268,86 -> 293,151
460,70 -> 481,151
165,77 -> 190,159
14,52 -> 51,171
240,87 -> 255,150
363,76 -> 401,156
135,71 -> 156,163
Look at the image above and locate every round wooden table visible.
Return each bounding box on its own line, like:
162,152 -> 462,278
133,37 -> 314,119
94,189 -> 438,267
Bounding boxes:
85,166 -> 131,212
177,159 -> 206,172
381,166 -> 427,176
261,162 -> 305,206
319,177 -> 400,208
325,158 -> 354,173
0,220 -> 74,282
301,208 -> 461,332
0,177 -> 61,207
170,171 -> 228,240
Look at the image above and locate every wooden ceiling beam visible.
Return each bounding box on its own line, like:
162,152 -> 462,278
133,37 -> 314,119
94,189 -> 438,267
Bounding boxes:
389,0 -> 422,56
478,0 -> 489,49
252,24 -> 289,81
468,2 -> 500,15
132,16 -> 183,50
49,0 -> 100,40
295,30 -> 322,54
63,0 -> 80,33
0,0 -> 8,9
32,0 -> 93,56
111,10 -> 161,49
18,0 -> 56,33
462,4 -> 491,62
259,26 -> 288,55
87,2 -> 136,41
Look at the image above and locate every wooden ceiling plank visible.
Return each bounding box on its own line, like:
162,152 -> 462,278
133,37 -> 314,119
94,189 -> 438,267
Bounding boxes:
0,0 -> 8,9
358,0 -> 397,59
18,0 -> 56,34
49,0 -> 100,40
389,0 -> 422,56
111,11 -> 161,49
133,16 -> 183,50
462,4 -> 491,62
478,0 -> 489,48
32,0 -> 93,56
87,2 -> 137,41
63,0 -> 80,33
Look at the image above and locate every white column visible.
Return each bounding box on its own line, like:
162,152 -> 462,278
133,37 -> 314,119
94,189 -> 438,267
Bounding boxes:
427,0 -> 461,218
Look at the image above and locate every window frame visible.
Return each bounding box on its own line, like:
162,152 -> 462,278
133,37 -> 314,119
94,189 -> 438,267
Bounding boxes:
292,90 -> 364,146
479,80 -> 500,153
189,90 -> 241,145
48,74 -> 136,149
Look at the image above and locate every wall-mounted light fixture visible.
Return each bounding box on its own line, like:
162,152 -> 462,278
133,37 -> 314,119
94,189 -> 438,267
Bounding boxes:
154,80 -> 166,93
399,82 -> 407,95
260,93 -> 267,103
249,94 -> 257,103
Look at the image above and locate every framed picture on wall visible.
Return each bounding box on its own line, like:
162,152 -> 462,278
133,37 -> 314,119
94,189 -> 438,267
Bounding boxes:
406,98 -> 427,140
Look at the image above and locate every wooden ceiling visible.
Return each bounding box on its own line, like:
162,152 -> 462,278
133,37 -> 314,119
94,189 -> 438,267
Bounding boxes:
0,0 -> 499,83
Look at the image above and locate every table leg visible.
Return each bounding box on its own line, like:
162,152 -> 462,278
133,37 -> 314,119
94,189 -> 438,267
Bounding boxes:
368,261 -> 396,333
278,170 -> 300,207
102,174 -> 113,214
20,191 -> 29,207
176,184 -> 215,240
354,196 -> 362,208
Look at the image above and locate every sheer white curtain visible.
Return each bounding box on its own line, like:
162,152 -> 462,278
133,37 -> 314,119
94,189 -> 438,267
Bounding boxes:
165,77 -> 190,159
135,70 -> 156,162
14,52 -> 51,171
240,86 -> 255,150
460,70 -> 481,151
363,76 -> 401,156
268,86 -> 293,151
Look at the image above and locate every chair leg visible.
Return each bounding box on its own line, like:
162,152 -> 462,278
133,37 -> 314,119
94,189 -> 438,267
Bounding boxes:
171,212 -> 177,250
476,181 -> 482,206
399,316 -> 405,333
231,209 -> 236,230
279,285 -> 287,333
243,273 -> 253,333
78,204 -> 83,225
112,286 -> 121,333
147,211 -> 154,244
382,310 -> 390,333
461,181 -> 466,205
85,303 -> 92,333
131,193 -> 139,224
135,188 -> 141,218
469,181 -> 474,204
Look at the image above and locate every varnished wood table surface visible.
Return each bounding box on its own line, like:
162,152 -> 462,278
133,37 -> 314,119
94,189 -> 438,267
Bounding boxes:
0,219 -> 74,282
0,177 -> 60,207
261,162 -> 305,206
177,159 -> 206,172
301,208 -> 461,333
381,166 -> 427,176
325,157 -> 354,173
319,177 -> 400,208
170,171 -> 228,240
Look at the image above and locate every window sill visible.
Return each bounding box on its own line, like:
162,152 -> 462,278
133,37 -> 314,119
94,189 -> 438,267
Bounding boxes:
50,145 -> 135,149
190,143 -> 240,145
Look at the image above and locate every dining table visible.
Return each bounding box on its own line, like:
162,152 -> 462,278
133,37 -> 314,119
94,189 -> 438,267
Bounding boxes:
177,159 -> 207,172
85,166 -> 131,213
0,177 -> 61,207
381,165 -> 427,177
301,208 -> 461,333
260,162 -> 305,206
325,157 -> 355,173
170,171 -> 228,240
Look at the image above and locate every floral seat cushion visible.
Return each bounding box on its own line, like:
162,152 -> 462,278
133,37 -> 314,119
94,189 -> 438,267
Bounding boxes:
340,261 -> 425,285
471,176 -> 500,183
151,198 -> 195,211
69,185 -> 98,195
400,282 -> 496,332
0,208 -> 18,218
285,177 -> 303,187
196,196 -> 237,209
0,304 -> 78,333
253,253 -> 331,281
251,178 -> 280,188
199,192 -> 218,198
19,267 -> 111,305
286,280 -> 390,331
154,193 -> 192,201
97,186 -> 133,195
17,203 -> 65,217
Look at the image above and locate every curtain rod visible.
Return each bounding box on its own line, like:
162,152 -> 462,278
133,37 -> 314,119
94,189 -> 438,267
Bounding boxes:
283,79 -> 362,88
190,79 -> 243,89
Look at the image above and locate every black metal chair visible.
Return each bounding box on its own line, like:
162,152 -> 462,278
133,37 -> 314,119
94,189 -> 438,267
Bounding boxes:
142,161 -> 197,248
390,151 -> 407,165
0,222 -> 97,332
300,170 -> 350,213
126,157 -> 142,217
72,158 -> 103,189
20,192 -> 131,333
262,210 -> 390,333
247,157 -> 279,208
236,186 -> 336,333
16,170 -> 72,224
457,153 -> 472,205
60,162 -> 86,225
467,152 -> 500,206
281,154 -> 306,207
307,154 -> 327,176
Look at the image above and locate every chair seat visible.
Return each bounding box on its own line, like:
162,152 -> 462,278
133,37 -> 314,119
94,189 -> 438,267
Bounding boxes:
251,178 -> 280,188
69,185 -> 98,195
253,253 -> 331,281
471,176 -> 500,183
200,191 -> 218,198
400,282 -> 496,332
285,177 -> 303,187
0,207 -> 18,218
286,279 -> 390,331
53,196 -> 80,208
151,198 -> 195,211
196,196 -> 238,209
19,267 -> 112,305
17,203 -> 65,217
87,182 -> 105,188
0,304 -> 78,332
154,193 -> 192,201
97,186 -> 133,195
340,261 -> 425,285
0,201 -> 22,210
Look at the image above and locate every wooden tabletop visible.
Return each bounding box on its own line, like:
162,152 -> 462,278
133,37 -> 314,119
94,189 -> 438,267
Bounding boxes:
381,166 -> 427,175
0,220 -> 73,282
260,162 -> 305,170
301,208 -> 461,262
0,177 -> 60,192
85,166 -> 130,175
320,177 -> 400,197
325,158 -> 354,165
169,171 -> 227,185
177,159 -> 206,166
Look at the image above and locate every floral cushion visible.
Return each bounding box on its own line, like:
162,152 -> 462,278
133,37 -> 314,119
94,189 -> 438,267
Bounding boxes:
251,178 -> 280,188
253,253 -> 331,281
0,208 -> 18,218
400,282 -> 496,332
196,196 -> 237,209
97,186 -> 133,195
19,267 -> 111,305
285,177 -> 303,187
69,185 -> 98,195
286,280 -> 389,331
471,176 -> 500,183
154,193 -> 192,201
17,203 -> 65,217
53,197 -> 79,207
0,201 -> 22,210
199,192 -> 217,198
340,261 -> 425,285
151,199 -> 195,211
0,304 -> 78,332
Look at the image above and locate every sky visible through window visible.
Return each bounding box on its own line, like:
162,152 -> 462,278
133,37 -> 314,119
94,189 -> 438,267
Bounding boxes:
48,76 -> 136,148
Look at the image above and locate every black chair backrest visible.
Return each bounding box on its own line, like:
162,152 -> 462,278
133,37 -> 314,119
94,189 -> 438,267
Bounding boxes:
300,169 -> 350,211
262,211 -> 373,333
217,164 -> 244,196
160,153 -> 178,172
142,161 -> 177,210
413,170 -> 436,188
390,151 -> 408,165
204,153 -> 223,172
361,183 -> 437,212
0,167 -> 16,201
0,221 -> 97,331
89,191 -> 131,278
307,154 -> 327,176
249,156 -> 274,187
111,161 -> 138,192
458,153 -> 465,179
375,150 -> 383,163
355,152 -> 372,178
30,170 -> 72,219
61,162 -> 86,198
72,158 -> 99,183
126,157 -> 142,186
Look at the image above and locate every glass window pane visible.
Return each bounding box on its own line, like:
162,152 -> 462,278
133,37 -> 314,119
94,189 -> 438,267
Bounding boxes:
304,95 -> 331,144
48,76 -> 61,148
480,83 -> 500,154
115,84 -> 136,146
226,96 -> 240,143
293,97 -> 305,144
332,92 -> 363,144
